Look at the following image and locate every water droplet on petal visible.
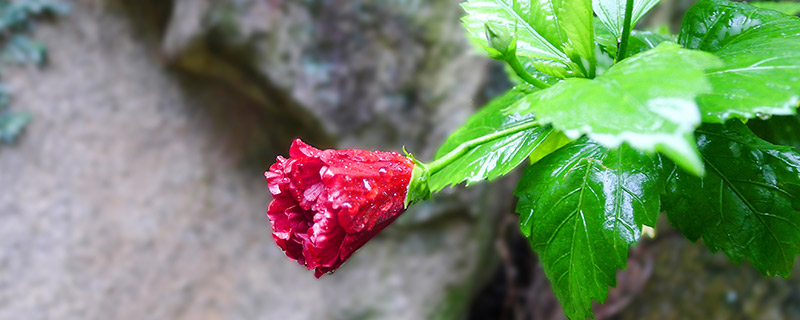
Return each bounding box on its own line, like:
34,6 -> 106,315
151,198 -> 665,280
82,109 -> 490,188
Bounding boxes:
320,166 -> 335,179
378,167 -> 388,175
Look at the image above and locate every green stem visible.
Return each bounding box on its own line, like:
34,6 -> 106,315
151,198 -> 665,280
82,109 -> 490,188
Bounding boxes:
572,57 -> 589,78
616,0 -> 635,62
507,56 -> 551,90
426,120 -> 540,174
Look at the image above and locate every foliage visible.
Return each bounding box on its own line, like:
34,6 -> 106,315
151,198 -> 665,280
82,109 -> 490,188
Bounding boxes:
0,0 -> 68,143
679,0 -> 800,123
425,0 -> 800,318
663,119 -> 800,277
593,0 -> 660,39
429,88 -> 555,192
509,42 -> 720,175
516,139 -> 663,319
750,1 -> 800,16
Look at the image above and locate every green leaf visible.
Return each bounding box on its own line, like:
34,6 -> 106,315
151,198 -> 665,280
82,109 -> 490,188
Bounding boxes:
528,129 -> 572,164
3,35 -> 46,65
594,20 -> 617,54
504,58 -> 563,86
748,113 -> 800,153
679,0 -> 786,51
527,0 -> 594,73
516,138 -> 663,320
593,21 -> 618,74
461,0 -> 570,63
510,42 -> 722,175
625,30 -> 674,56
557,0 -> 595,65
429,89 -> 556,192
750,1 -> 800,17
595,21 -> 674,59
0,0 -> 70,32
593,0 -> 661,39
679,0 -> 800,123
0,0 -> 66,146
663,119 -> 800,277
528,0 -> 568,50
0,111 -> 31,143
11,0 -> 70,16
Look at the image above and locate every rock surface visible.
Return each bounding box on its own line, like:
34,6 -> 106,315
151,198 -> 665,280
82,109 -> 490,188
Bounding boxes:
0,0 -> 508,319
6,1 -> 797,319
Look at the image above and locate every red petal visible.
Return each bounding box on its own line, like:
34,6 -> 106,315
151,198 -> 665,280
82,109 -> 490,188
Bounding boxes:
303,206 -> 346,269
264,139 -> 415,277
289,139 -> 321,159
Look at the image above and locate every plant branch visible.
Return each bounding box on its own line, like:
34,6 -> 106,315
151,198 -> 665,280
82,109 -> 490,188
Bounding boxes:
427,120 -> 540,174
616,0 -> 635,62
507,56 -> 551,90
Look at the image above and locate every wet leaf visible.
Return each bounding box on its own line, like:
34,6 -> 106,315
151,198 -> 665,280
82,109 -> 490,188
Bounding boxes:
593,0 -> 661,40
510,42 -> 722,175
663,120 -> 800,277
516,138 -> 663,320
461,0 -> 570,63
555,0 -> 594,66
748,113 -> 800,153
504,58 -> 563,85
528,129 -> 572,164
429,89 -> 555,192
595,22 -> 675,59
679,0 -> 800,123
526,0 -> 595,74
750,1 -> 800,17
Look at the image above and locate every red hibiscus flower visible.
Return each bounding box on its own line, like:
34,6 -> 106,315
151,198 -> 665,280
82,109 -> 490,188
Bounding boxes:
265,139 -> 427,277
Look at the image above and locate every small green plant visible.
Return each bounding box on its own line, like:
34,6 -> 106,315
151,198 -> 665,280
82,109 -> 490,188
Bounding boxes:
0,0 -> 68,143
444,0 -> 800,318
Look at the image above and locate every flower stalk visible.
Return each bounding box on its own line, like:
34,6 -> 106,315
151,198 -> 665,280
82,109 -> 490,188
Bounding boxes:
426,120 -> 540,175
507,57 -> 552,89
485,23 -> 551,90
616,0 -> 636,62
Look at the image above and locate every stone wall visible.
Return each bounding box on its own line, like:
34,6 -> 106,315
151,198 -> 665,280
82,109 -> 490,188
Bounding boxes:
0,0 -> 510,319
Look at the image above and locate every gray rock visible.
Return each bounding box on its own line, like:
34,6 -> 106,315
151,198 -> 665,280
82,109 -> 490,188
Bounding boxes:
0,0 -> 509,319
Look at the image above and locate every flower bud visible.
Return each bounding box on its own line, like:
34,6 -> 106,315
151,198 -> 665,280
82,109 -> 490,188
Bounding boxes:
485,22 -> 516,60
265,139 -> 422,277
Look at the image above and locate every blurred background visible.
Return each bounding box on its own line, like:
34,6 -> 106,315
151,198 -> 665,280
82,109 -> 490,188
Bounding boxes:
0,0 -> 798,319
